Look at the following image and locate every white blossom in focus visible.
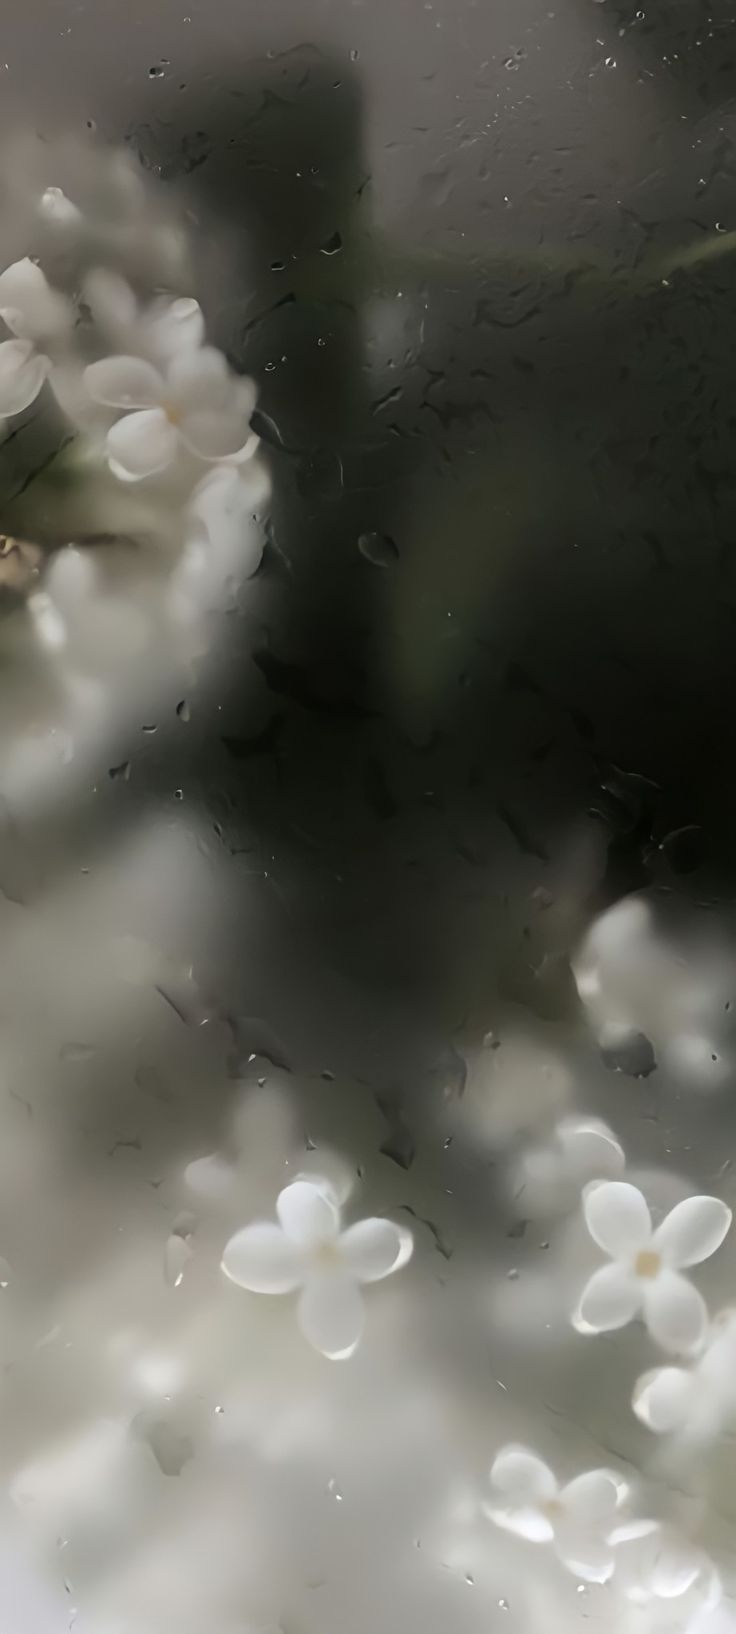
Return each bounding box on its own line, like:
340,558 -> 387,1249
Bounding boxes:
574,1181 -> 731,1353
514,1115 -> 625,1213
221,1178 -> 413,1360
484,1444 -> 628,1583
633,1308 -> 736,1438
84,346 -> 257,482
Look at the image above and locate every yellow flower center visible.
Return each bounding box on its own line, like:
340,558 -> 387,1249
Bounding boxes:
313,1239 -> 341,1269
162,400 -> 182,426
635,1249 -> 661,1279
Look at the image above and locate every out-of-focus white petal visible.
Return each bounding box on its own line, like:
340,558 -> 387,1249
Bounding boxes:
484,1504 -> 554,1543
573,1262 -> 640,1333
0,257 -> 70,340
648,1535 -> 704,1600
297,1272 -> 364,1359
0,338 -> 47,416
632,1365 -> 695,1432
84,268 -> 138,331
586,896 -> 651,960
556,1117 -> 626,1181
276,1180 -> 340,1247
146,297 -> 205,361
583,1180 -> 652,1256
561,1469 -> 623,1523
167,345 -> 229,411
28,591 -> 66,651
39,186 -> 81,226
653,1196 -> 732,1269
221,1223 -> 303,1293
106,407 -> 178,481
183,1153 -> 235,1201
554,1522 -> 615,1583
643,1270 -> 707,1355
489,1445 -> 557,1505
340,1218 -> 411,1282
84,355 -> 163,410
179,407 -> 254,462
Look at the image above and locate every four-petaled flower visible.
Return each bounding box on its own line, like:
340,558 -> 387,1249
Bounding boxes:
221,1178 -> 413,1360
633,1308 -> 736,1439
574,1181 -> 731,1353
84,346 -> 257,482
484,1444 -> 628,1582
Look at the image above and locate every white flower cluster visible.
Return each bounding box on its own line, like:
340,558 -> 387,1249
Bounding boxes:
0,155 -> 269,813
493,1071 -> 736,1618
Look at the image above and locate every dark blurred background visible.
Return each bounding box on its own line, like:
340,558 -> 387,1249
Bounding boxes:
5,0 -> 736,1095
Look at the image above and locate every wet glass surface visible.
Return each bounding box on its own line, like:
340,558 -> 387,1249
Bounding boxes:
0,4 -> 735,1632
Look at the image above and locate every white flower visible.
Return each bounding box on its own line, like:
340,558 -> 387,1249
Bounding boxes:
484,1444 -> 627,1582
84,347 -> 257,482
221,1178 -> 413,1360
633,1308 -> 736,1438
514,1115 -> 625,1212
0,258 -> 71,421
611,1520 -> 720,1608
574,1181 -> 731,1353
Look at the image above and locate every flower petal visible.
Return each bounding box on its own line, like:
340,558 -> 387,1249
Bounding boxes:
653,1195 -> 732,1269
648,1533 -> 703,1599
106,407 -> 178,481
167,346 -> 230,411
643,1269 -> 707,1355
277,1180 -> 340,1247
39,187 -> 82,226
632,1365 -> 695,1432
220,1223 -> 303,1293
179,406 -> 254,462
483,1504 -> 554,1542
84,355 -> 163,410
0,257 -> 71,340
0,338 -> 47,416
556,1117 -> 626,1181
561,1469 -> 623,1523
84,268 -> 138,330
340,1218 -> 411,1282
554,1522 -> 615,1584
583,1180 -> 652,1257
146,297 -> 205,362
489,1445 -> 557,1505
297,1272 -> 364,1359
573,1262 -> 640,1334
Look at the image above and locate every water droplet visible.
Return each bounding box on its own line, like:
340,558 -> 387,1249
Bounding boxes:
604,54 -> 616,66
108,760 -> 131,782
176,699 -> 191,723
320,231 -> 343,256
149,64 -> 165,78
327,1477 -> 343,1501
174,788 -> 183,801
507,1267 -> 519,1280
0,1257 -> 11,1289
499,1598 -> 510,1611
214,1403 -> 224,1415
504,47 -> 526,69
349,47 -> 359,60
358,531 -> 399,568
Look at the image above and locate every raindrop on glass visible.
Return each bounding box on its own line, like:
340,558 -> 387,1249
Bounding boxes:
358,532 -> 399,568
